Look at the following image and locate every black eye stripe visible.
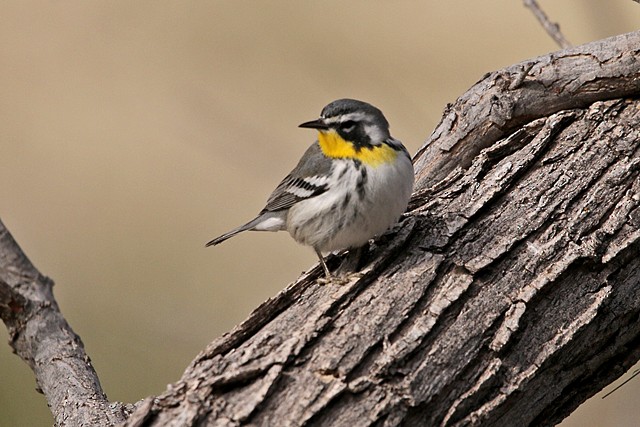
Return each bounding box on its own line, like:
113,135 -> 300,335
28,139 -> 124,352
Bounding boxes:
340,120 -> 356,130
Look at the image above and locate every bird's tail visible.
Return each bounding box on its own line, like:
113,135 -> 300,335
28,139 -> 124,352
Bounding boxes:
205,212 -> 286,247
205,223 -> 251,247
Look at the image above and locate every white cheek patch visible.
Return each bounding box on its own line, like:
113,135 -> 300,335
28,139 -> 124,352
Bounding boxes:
363,124 -> 385,144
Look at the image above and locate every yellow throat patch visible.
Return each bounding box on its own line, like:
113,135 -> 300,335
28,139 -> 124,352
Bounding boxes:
317,130 -> 397,167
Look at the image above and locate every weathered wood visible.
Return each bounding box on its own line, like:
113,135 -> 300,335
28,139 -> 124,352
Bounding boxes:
122,32 -> 640,426
2,30 -> 640,427
123,97 -> 640,427
412,30 -> 640,191
0,222 -> 129,426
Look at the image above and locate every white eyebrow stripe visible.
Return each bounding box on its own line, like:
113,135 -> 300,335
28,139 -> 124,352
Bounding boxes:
323,112 -> 368,124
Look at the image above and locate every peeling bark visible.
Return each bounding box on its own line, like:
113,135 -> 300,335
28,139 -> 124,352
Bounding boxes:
2,31 -> 640,427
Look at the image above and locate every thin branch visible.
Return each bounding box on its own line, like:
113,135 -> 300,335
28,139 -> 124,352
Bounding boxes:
602,368 -> 640,399
0,219 -> 128,426
3,29 -> 640,427
524,0 -> 572,49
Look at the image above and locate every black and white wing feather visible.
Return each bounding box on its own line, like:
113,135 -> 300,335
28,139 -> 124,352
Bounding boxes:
205,142 -> 332,247
260,142 -> 333,213
263,175 -> 328,212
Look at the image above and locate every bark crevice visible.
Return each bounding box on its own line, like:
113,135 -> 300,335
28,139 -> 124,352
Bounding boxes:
2,31 -> 640,427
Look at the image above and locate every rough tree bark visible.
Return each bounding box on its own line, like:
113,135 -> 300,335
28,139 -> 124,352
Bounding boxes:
2,31 -> 640,427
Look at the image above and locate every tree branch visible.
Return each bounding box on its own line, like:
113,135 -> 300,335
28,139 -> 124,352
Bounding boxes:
412,30 -> 640,193
123,31 -> 640,426
523,0 -> 572,49
3,30 -> 640,427
0,220 -> 129,426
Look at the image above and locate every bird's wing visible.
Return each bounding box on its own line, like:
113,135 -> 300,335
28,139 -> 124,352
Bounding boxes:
262,143 -> 333,213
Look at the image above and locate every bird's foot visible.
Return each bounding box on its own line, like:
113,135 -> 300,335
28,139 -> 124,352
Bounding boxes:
314,246 -> 367,285
317,271 -> 364,286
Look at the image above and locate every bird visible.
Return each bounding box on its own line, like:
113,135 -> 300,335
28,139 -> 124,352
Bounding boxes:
206,98 -> 414,279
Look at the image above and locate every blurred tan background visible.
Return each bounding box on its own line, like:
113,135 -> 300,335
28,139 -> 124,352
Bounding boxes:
1,1 -> 638,425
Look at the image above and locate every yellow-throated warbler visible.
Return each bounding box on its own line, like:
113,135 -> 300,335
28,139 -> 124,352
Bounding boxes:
206,99 -> 414,277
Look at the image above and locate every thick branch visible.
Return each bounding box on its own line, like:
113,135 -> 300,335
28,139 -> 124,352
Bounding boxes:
0,220 -> 128,426
3,30 -> 640,427
412,31 -> 640,193
123,32 -> 640,426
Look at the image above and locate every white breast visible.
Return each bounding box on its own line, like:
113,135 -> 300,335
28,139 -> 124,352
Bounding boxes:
285,155 -> 413,253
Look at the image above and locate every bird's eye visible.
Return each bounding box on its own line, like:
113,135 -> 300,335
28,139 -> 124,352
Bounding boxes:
340,120 -> 356,132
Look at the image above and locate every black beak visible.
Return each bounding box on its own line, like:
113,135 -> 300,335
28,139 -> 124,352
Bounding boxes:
298,118 -> 329,130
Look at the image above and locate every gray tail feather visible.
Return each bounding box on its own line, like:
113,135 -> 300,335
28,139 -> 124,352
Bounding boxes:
205,217 -> 261,247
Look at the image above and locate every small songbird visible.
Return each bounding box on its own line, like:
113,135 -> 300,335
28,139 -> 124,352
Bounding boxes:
206,99 -> 414,278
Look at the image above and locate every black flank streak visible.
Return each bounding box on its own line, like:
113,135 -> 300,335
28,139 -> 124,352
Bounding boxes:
356,168 -> 367,200
351,207 -> 360,222
338,166 -> 349,180
328,202 -> 338,215
341,193 -> 351,209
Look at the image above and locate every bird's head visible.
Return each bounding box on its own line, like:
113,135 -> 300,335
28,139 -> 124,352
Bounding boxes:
299,99 -> 391,151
